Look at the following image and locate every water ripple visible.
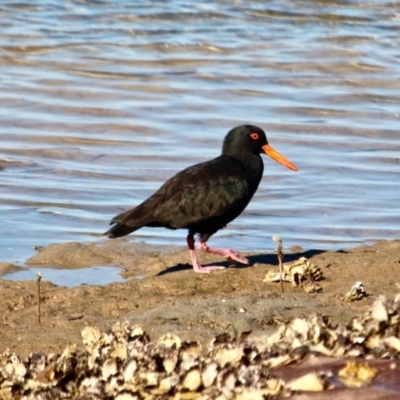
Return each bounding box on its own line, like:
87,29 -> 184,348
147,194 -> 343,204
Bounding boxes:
0,0 -> 399,263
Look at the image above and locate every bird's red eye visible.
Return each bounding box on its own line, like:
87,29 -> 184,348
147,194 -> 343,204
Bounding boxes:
250,133 -> 259,140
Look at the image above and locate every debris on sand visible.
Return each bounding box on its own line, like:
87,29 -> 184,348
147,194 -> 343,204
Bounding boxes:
264,256 -> 323,293
343,281 -> 367,302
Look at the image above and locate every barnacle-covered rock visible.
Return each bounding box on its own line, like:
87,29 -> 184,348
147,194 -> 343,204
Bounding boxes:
213,345 -> 244,368
182,367 -> 201,391
202,361 -> 218,388
286,372 -> 331,392
82,326 -> 101,350
303,281 -> 323,293
338,361 -> 378,388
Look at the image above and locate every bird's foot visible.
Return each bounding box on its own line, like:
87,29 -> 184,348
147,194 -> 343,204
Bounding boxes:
188,247 -> 225,273
224,251 -> 249,265
198,243 -> 249,265
192,264 -> 226,274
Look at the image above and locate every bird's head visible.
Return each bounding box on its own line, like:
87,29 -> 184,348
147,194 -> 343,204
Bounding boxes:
223,125 -> 298,171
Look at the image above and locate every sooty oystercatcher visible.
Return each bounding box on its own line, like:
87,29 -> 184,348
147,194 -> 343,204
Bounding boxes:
104,125 -> 298,273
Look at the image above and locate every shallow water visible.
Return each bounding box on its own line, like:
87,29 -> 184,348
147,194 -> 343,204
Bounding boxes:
3,266 -> 124,287
1,0 -> 399,265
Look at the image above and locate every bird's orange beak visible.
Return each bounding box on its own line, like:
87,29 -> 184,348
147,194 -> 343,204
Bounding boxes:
262,144 -> 298,171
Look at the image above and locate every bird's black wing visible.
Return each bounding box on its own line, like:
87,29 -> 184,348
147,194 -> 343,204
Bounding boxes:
114,155 -> 251,230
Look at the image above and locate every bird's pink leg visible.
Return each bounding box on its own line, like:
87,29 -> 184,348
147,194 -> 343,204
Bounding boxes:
198,242 -> 249,265
186,234 -> 225,273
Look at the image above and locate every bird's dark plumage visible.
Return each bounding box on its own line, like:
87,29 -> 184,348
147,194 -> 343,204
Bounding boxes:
105,125 -> 298,273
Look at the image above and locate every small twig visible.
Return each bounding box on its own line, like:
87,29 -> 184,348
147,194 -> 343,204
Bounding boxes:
37,272 -> 42,324
273,236 -> 284,293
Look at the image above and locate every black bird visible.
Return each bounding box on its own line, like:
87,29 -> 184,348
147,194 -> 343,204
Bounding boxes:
105,125 -> 298,273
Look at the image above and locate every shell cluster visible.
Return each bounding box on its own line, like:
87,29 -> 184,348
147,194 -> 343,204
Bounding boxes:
343,281 -> 367,302
2,295 -> 400,399
263,256 -> 323,292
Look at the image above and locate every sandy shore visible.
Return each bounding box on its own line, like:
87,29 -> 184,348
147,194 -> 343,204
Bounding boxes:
0,240 -> 400,399
1,238 -> 399,360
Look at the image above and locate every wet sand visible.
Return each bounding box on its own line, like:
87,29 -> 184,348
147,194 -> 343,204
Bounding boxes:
1,239 -> 399,359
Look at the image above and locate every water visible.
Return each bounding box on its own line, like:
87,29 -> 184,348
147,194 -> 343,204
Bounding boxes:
1,0 -> 399,265
2,266 -> 124,287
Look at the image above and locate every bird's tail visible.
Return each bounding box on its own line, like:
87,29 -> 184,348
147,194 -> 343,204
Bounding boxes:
104,203 -> 150,239
104,223 -> 137,239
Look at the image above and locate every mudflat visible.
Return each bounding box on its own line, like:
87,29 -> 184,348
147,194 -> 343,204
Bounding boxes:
1,239 -> 399,359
